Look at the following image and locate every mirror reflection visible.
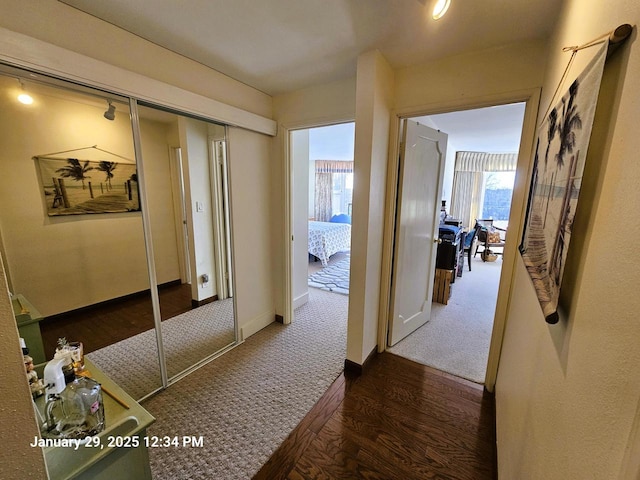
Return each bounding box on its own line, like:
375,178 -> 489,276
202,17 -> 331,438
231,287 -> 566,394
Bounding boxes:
0,66 -> 237,402
0,69 -> 163,400
136,104 -> 236,380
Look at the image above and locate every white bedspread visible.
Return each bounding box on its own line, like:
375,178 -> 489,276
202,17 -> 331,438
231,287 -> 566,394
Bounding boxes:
308,221 -> 351,266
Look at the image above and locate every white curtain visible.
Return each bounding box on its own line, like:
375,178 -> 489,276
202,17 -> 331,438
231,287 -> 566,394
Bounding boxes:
450,171 -> 483,230
450,151 -> 517,228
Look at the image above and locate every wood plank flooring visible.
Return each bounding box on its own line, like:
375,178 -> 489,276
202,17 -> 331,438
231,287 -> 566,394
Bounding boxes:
40,283 -> 193,356
255,352 -> 496,480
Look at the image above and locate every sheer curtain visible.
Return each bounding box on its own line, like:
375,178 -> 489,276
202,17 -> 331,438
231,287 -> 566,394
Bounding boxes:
450,152 -> 517,229
314,160 -> 354,222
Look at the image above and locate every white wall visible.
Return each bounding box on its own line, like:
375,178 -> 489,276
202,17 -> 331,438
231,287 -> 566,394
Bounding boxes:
495,1 -> 640,479
179,117 -> 218,302
346,50 -> 395,365
291,129 -> 310,309
227,126 -> 276,339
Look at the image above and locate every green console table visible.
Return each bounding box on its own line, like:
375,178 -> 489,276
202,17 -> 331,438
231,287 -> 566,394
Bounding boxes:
12,294 -> 47,364
34,359 -> 156,479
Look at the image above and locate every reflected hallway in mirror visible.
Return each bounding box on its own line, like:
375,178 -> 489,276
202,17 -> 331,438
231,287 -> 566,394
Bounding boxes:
0,64 -> 238,402
0,67 -> 164,400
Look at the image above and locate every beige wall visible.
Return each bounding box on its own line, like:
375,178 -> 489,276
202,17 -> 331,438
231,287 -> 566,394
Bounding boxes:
139,117 -> 182,286
394,40 -> 548,114
495,1 -> 640,479
346,51 -> 395,364
0,83 -> 180,316
0,256 -> 47,478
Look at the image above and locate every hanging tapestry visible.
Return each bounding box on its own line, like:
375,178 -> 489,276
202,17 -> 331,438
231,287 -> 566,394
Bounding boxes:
519,41 -> 608,324
34,156 -> 140,216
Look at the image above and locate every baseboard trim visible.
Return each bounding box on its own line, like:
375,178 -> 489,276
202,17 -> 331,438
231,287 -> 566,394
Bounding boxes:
293,291 -> 309,310
239,310 -> 275,341
191,294 -> 219,308
275,314 -> 284,324
344,346 -> 378,376
44,279 -> 183,321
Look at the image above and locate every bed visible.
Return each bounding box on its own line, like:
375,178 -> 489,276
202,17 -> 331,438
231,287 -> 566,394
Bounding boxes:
308,221 -> 351,266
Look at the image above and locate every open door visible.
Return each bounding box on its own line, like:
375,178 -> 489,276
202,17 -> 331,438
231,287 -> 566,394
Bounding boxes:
388,120 -> 447,346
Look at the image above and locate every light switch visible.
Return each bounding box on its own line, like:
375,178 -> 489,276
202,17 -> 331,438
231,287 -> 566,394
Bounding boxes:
196,201 -> 204,212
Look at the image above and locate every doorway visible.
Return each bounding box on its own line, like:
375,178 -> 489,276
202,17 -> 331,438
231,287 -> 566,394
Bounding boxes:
288,122 -> 354,328
385,102 -> 527,386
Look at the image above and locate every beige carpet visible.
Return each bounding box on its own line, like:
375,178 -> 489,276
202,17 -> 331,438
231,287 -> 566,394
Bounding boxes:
387,254 -> 502,383
87,298 -> 235,400
142,287 -> 348,480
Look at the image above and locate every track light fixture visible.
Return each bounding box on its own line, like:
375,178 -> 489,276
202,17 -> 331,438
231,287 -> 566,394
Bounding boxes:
17,79 -> 33,105
104,100 -> 116,121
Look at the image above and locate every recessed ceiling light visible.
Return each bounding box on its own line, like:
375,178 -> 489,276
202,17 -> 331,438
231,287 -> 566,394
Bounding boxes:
432,0 -> 451,20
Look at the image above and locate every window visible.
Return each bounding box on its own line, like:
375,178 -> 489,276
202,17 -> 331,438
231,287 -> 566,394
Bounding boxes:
332,172 -> 353,217
480,171 -> 515,229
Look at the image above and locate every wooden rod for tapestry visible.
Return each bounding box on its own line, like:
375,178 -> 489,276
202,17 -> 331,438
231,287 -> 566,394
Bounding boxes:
563,23 -> 633,53
541,24 -> 633,127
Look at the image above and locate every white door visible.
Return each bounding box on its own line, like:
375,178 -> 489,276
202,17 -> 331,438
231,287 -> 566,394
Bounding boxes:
388,120 -> 447,346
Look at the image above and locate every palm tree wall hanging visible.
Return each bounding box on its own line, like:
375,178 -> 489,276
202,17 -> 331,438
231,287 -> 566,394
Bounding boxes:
519,41 -> 608,324
33,146 -> 140,216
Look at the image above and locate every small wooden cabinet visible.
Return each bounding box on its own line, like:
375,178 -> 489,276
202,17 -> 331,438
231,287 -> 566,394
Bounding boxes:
433,268 -> 453,305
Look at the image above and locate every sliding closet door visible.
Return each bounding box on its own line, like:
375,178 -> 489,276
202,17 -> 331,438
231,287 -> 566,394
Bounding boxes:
0,67 -> 163,400
135,104 -> 237,381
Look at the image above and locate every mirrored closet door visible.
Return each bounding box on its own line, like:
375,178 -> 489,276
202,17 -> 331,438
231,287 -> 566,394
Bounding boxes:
135,104 -> 237,381
0,65 -> 238,401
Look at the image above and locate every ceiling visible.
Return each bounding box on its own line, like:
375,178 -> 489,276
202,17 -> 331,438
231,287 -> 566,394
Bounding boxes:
416,102 -> 527,153
59,0 -> 562,96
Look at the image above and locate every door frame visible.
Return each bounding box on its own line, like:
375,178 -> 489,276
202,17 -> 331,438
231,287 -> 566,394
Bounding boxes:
282,117 -> 355,325
169,146 -> 192,284
378,88 -> 541,392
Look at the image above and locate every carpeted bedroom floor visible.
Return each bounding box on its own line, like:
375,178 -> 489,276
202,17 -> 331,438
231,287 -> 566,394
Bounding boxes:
388,254 -> 502,383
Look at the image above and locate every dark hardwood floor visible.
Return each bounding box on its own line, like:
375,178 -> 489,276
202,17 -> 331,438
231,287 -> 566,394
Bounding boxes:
255,352 -> 496,480
40,282 -> 193,356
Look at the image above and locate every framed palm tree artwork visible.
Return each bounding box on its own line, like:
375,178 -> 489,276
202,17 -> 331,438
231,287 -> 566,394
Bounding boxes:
519,41 -> 608,324
34,156 -> 140,216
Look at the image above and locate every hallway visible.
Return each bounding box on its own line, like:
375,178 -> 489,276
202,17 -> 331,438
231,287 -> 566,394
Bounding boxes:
256,352 -> 496,479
